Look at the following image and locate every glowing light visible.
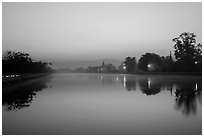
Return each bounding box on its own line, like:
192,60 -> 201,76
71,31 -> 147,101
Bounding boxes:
123,75 -> 126,82
123,82 -> 126,88
195,83 -> 198,90
195,61 -> 198,64
148,78 -> 151,89
116,76 -> 119,81
147,64 -> 151,68
123,75 -> 126,87
123,66 -> 126,69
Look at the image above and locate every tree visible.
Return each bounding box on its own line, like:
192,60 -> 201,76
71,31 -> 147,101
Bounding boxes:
172,32 -> 202,72
124,57 -> 137,73
3,50 -> 52,74
161,53 -> 174,72
3,51 -> 33,73
138,53 -> 162,72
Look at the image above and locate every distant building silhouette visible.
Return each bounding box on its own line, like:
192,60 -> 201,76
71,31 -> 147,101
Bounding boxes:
86,61 -> 118,73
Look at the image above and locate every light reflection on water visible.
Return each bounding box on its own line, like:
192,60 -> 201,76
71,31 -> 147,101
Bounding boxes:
2,73 -> 202,135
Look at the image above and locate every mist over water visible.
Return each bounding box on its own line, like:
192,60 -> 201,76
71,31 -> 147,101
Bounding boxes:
2,2 -> 202,135
3,73 -> 202,135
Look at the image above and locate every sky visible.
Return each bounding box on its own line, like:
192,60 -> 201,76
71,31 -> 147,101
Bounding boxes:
2,2 -> 202,69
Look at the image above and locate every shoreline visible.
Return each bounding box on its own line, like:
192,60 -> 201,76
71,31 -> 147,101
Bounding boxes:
2,71 -> 201,88
2,73 -> 53,88
132,71 -> 202,76
56,71 -> 202,76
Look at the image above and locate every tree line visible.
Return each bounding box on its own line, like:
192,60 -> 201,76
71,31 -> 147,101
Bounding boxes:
3,50 -> 53,74
2,32 -> 202,74
124,32 -> 202,73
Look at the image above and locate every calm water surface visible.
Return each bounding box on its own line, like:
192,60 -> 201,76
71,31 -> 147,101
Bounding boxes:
2,73 -> 202,135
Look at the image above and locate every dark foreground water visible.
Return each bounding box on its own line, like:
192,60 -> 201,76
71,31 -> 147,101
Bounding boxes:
2,73 -> 202,135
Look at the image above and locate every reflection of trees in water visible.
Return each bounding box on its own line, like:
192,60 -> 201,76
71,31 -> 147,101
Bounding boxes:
95,75 -> 115,85
174,82 -> 202,116
123,76 -> 171,95
101,78 -> 114,85
137,78 -> 161,96
125,80 -> 136,91
2,76 -> 52,111
122,75 -> 137,91
88,74 -> 202,116
120,75 -> 202,116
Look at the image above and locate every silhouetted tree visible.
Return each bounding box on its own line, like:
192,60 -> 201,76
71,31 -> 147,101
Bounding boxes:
124,57 -> 137,73
138,53 -> 162,72
172,32 -> 202,72
161,54 -> 174,72
105,63 -> 117,72
3,50 -> 52,74
3,51 -> 32,73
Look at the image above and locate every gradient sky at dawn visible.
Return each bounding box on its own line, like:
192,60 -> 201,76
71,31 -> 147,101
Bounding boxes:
2,2 -> 202,68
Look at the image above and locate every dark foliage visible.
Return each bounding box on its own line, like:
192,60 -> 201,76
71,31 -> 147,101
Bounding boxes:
172,32 -> 202,72
138,53 -> 163,72
124,57 -> 137,73
3,50 -> 53,74
161,55 -> 174,72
